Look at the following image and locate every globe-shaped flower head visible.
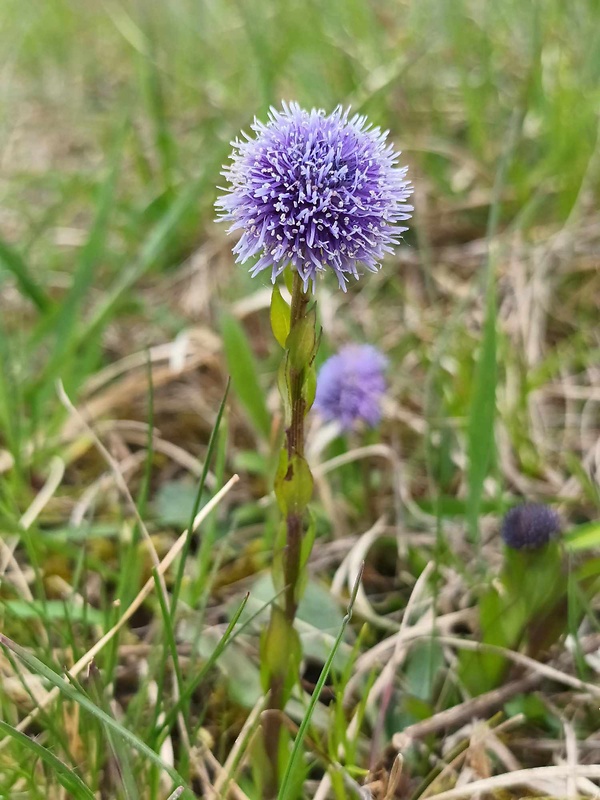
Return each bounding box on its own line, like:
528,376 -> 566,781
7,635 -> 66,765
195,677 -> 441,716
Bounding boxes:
314,344 -> 388,430
216,102 -> 413,291
501,503 -> 561,550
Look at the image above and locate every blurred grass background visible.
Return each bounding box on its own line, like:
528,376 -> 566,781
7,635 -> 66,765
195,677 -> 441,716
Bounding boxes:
1,0 -> 598,470
0,0 -> 599,797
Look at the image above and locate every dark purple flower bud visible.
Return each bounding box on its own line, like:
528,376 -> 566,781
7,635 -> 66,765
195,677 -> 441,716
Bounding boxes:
216,102 -> 413,291
501,503 -> 561,550
314,344 -> 388,430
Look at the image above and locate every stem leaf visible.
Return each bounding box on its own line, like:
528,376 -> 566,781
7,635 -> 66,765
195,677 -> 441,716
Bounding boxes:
270,284 -> 291,348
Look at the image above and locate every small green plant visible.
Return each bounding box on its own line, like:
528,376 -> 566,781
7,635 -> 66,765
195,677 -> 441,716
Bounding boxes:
460,503 -> 600,695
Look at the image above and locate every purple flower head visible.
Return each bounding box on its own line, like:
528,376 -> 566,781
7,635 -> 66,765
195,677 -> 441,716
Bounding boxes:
314,344 -> 388,430
501,503 -> 561,550
216,102 -> 413,291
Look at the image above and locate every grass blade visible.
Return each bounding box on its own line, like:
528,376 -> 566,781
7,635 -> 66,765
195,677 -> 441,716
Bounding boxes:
466,108 -> 523,543
170,378 -> 230,617
565,521 -> 600,552
0,634 -> 191,798
86,663 -> 139,800
81,163 -> 224,347
0,720 -> 96,800
277,563 -> 364,800
161,591 -> 250,731
220,311 -> 271,440
139,11 -> 176,193
465,276 -> 497,543
37,121 -> 127,390
0,238 -> 51,313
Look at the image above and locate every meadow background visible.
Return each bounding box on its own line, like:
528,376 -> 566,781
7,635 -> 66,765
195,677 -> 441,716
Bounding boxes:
0,1 -> 599,798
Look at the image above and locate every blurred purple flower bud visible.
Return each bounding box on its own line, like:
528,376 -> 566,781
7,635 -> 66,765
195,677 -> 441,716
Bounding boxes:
501,503 -> 561,550
314,344 -> 388,430
216,102 -> 413,291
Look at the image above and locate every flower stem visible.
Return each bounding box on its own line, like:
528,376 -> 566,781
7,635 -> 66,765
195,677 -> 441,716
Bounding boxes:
283,271 -> 310,622
262,270 -> 316,798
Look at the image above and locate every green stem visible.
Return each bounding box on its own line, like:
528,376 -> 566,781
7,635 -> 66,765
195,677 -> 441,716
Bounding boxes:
262,674 -> 285,798
286,272 -> 310,456
283,272 -> 310,622
263,269 -> 314,798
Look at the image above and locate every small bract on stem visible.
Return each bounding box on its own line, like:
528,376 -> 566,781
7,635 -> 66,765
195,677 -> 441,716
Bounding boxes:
216,101 -> 412,797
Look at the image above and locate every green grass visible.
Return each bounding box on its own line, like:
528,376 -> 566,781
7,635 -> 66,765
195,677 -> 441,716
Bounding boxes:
1,0 -> 599,797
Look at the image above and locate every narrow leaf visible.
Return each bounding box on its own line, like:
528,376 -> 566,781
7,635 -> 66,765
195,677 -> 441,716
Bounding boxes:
40,121 -> 126,387
277,563 -> 364,800
0,238 -> 51,313
466,278 -> 497,542
220,311 -> 271,439
0,634 -> 191,796
466,108 -> 522,543
80,163 -> 222,350
0,720 -> 96,800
